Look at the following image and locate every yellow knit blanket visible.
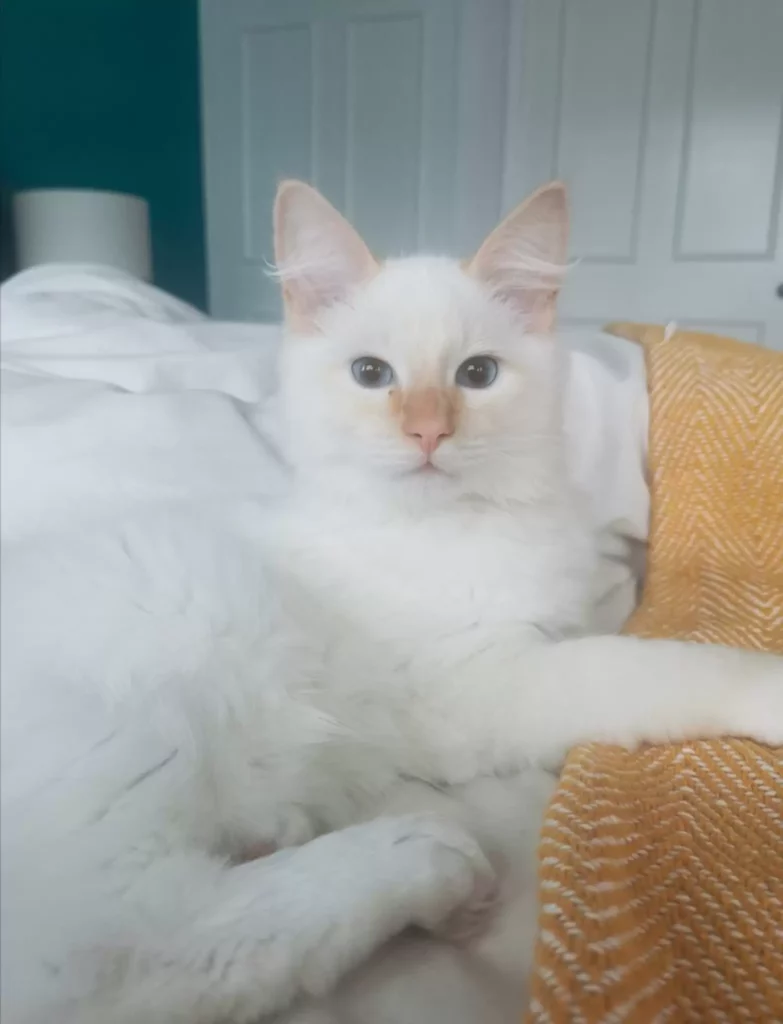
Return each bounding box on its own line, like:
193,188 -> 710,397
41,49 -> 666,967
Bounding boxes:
527,324 -> 783,1022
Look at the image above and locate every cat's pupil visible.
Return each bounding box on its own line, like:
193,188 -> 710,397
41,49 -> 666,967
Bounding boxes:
351,357 -> 394,388
456,356 -> 498,389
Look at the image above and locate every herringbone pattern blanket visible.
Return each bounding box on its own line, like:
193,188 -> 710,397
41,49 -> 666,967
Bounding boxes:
527,324 -> 783,1023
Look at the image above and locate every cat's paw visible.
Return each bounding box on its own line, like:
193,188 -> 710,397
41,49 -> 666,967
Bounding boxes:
383,814 -> 499,943
430,867 -> 499,944
732,655 -> 783,747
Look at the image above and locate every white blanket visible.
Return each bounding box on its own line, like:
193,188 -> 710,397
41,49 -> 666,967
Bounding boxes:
1,265 -> 287,546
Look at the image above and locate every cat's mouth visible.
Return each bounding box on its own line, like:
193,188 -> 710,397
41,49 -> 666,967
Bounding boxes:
411,460 -> 449,477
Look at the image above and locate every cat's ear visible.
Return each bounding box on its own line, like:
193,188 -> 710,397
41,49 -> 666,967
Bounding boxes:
273,181 -> 379,330
468,181 -> 569,333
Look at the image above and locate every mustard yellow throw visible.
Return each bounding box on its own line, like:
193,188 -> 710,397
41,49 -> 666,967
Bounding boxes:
527,324 -> 783,1023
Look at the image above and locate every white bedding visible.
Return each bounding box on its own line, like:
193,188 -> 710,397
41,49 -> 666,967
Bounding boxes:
1,265 -> 288,547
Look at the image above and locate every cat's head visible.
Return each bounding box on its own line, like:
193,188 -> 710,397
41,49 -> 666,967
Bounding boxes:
272,180 -> 569,505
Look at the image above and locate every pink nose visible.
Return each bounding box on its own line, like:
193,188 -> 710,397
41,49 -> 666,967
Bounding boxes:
405,422 -> 453,456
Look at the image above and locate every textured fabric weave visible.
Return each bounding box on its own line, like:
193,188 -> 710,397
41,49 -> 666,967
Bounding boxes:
527,324 -> 783,1023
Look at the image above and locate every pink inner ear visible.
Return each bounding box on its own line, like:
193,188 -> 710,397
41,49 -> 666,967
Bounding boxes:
273,181 -> 379,331
525,292 -> 559,334
467,182 -> 569,332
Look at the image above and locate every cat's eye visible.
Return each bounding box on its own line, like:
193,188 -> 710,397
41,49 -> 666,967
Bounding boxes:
455,356 -> 499,389
351,357 -> 395,388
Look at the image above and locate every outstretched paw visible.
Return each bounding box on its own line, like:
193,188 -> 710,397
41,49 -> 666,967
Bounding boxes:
734,658 -> 783,747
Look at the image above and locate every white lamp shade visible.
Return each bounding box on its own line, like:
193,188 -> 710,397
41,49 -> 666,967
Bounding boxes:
13,189 -> 152,280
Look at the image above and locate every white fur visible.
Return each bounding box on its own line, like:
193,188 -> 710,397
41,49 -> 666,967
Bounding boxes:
3,239 -> 782,1024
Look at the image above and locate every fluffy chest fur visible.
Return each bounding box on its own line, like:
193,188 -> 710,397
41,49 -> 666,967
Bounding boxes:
269,498 -> 596,643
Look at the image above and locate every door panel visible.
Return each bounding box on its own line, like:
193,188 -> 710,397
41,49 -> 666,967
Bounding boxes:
677,0 -> 782,259
555,0 -> 654,263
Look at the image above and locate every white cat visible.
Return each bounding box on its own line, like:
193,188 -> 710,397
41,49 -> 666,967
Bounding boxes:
1,180 -> 781,1024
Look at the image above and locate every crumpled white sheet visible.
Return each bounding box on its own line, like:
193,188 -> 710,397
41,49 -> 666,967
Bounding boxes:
1,263 -> 649,553
1,264 -> 286,545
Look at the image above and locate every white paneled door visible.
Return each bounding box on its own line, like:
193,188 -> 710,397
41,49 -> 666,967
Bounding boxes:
201,0 -> 783,345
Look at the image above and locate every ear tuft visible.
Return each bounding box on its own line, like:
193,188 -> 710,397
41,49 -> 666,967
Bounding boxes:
468,181 -> 569,333
272,181 -> 378,330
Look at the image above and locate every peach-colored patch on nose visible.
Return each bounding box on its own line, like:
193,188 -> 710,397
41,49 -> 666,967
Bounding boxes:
393,387 -> 459,456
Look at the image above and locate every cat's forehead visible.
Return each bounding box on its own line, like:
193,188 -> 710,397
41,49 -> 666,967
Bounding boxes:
340,256 -> 508,364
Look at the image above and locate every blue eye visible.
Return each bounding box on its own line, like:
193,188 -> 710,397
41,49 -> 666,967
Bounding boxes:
455,356 -> 498,389
351,357 -> 395,388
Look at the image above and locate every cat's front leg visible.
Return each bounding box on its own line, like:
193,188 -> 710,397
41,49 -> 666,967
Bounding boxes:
421,632 -> 782,774
521,635 -> 783,764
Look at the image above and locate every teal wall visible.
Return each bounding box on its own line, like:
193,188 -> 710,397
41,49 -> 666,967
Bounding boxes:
0,0 -> 206,308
